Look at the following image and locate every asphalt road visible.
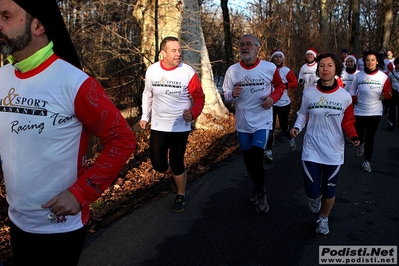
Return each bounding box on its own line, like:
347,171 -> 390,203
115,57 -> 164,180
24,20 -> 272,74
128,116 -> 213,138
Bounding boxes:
79,116 -> 399,266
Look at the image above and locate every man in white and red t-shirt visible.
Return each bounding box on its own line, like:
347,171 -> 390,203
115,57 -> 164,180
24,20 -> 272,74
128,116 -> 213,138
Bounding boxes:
140,36 -> 205,213
223,34 -> 285,214
0,0 -> 136,265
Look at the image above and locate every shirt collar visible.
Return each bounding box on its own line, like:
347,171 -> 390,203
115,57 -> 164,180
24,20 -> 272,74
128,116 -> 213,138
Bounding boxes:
7,41 -> 54,73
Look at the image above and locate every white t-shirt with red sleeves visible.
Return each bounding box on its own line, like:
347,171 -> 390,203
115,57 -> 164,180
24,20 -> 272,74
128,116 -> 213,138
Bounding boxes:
298,62 -> 319,90
141,61 -> 203,132
274,66 -> 292,107
348,70 -> 390,116
294,86 -> 354,165
0,55 -> 136,234
223,60 -> 278,133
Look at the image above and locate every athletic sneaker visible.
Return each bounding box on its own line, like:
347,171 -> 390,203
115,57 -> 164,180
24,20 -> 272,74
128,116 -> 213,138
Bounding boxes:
316,216 -> 329,235
361,161 -> 371,173
171,194 -> 187,212
256,194 -> 269,213
289,138 -> 296,151
264,150 -> 273,161
355,143 -> 364,157
309,194 -> 322,213
248,189 -> 259,205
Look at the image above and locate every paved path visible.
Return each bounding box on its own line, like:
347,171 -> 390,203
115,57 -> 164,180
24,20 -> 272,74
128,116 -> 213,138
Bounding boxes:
79,116 -> 399,266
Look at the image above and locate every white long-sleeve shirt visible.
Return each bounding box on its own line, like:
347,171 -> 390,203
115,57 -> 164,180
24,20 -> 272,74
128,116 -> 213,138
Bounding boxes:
0,54 -> 136,234
274,66 -> 298,107
348,70 -> 392,116
294,85 -> 357,165
223,59 -> 285,133
141,61 -> 204,132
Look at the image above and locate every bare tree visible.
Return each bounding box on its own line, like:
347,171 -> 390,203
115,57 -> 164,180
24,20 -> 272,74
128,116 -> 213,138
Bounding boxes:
350,0 -> 360,58
381,0 -> 393,51
221,0 -> 233,66
319,0 -> 329,51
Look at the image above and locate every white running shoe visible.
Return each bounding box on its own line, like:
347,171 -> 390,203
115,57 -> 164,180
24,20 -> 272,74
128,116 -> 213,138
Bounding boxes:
361,161 -> 371,172
309,195 -> 322,213
289,138 -> 296,151
256,193 -> 269,213
316,216 -> 329,235
264,150 -> 273,161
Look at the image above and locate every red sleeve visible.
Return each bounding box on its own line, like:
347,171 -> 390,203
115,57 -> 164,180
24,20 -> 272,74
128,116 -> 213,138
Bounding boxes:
337,77 -> 344,88
286,70 -> 299,89
69,77 -> 136,207
270,69 -> 285,103
382,78 -> 392,100
187,73 -> 205,119
341,103 -> 358,139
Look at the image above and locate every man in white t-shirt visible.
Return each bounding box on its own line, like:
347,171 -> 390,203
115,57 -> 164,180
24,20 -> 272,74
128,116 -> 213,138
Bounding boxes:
140,36 -> 205,213
223,34 -> 285,214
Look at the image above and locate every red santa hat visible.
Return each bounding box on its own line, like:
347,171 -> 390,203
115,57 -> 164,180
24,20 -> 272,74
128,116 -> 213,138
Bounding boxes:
345,54 -> 357,64
270,48 -> 284,61
306,48 -> 318,58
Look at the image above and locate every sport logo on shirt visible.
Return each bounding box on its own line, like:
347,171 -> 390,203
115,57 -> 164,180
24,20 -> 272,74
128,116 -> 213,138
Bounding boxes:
0,88 -> 48,116
307,96 -> 344,110
241,76 -> 266,87
152,77 -> 182,89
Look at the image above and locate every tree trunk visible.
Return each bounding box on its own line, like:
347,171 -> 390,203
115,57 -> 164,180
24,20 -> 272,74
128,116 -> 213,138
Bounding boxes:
381,0 -> 393,51
350,0 -> 360,58
319,0 -> 329,51
133,0 -> 229,129
221,0 -> 233,66
133,0 -> 157,67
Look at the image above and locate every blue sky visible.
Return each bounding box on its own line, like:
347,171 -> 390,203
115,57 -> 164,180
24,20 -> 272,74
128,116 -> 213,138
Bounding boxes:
228,0 -> 245,10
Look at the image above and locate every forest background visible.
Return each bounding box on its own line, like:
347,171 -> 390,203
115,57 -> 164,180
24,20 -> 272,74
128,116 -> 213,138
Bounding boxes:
0,0 -> 398,262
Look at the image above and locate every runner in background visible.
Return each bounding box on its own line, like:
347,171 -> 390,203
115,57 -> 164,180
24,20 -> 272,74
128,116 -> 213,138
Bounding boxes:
298,48 -> 319,91
264,48 -> 298,162
387,58 -> 399,131
140,36 -> 205,213
341,54 -> 359,91
348,50 -> 392,172
223,34 -> 285,214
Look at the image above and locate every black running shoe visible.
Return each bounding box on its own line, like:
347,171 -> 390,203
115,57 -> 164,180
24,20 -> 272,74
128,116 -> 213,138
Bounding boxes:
171,194 -> 187,213
248,189 -> 259,205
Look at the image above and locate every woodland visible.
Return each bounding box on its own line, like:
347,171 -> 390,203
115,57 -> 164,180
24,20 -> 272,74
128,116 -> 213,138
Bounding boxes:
0,0 -> 398,263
